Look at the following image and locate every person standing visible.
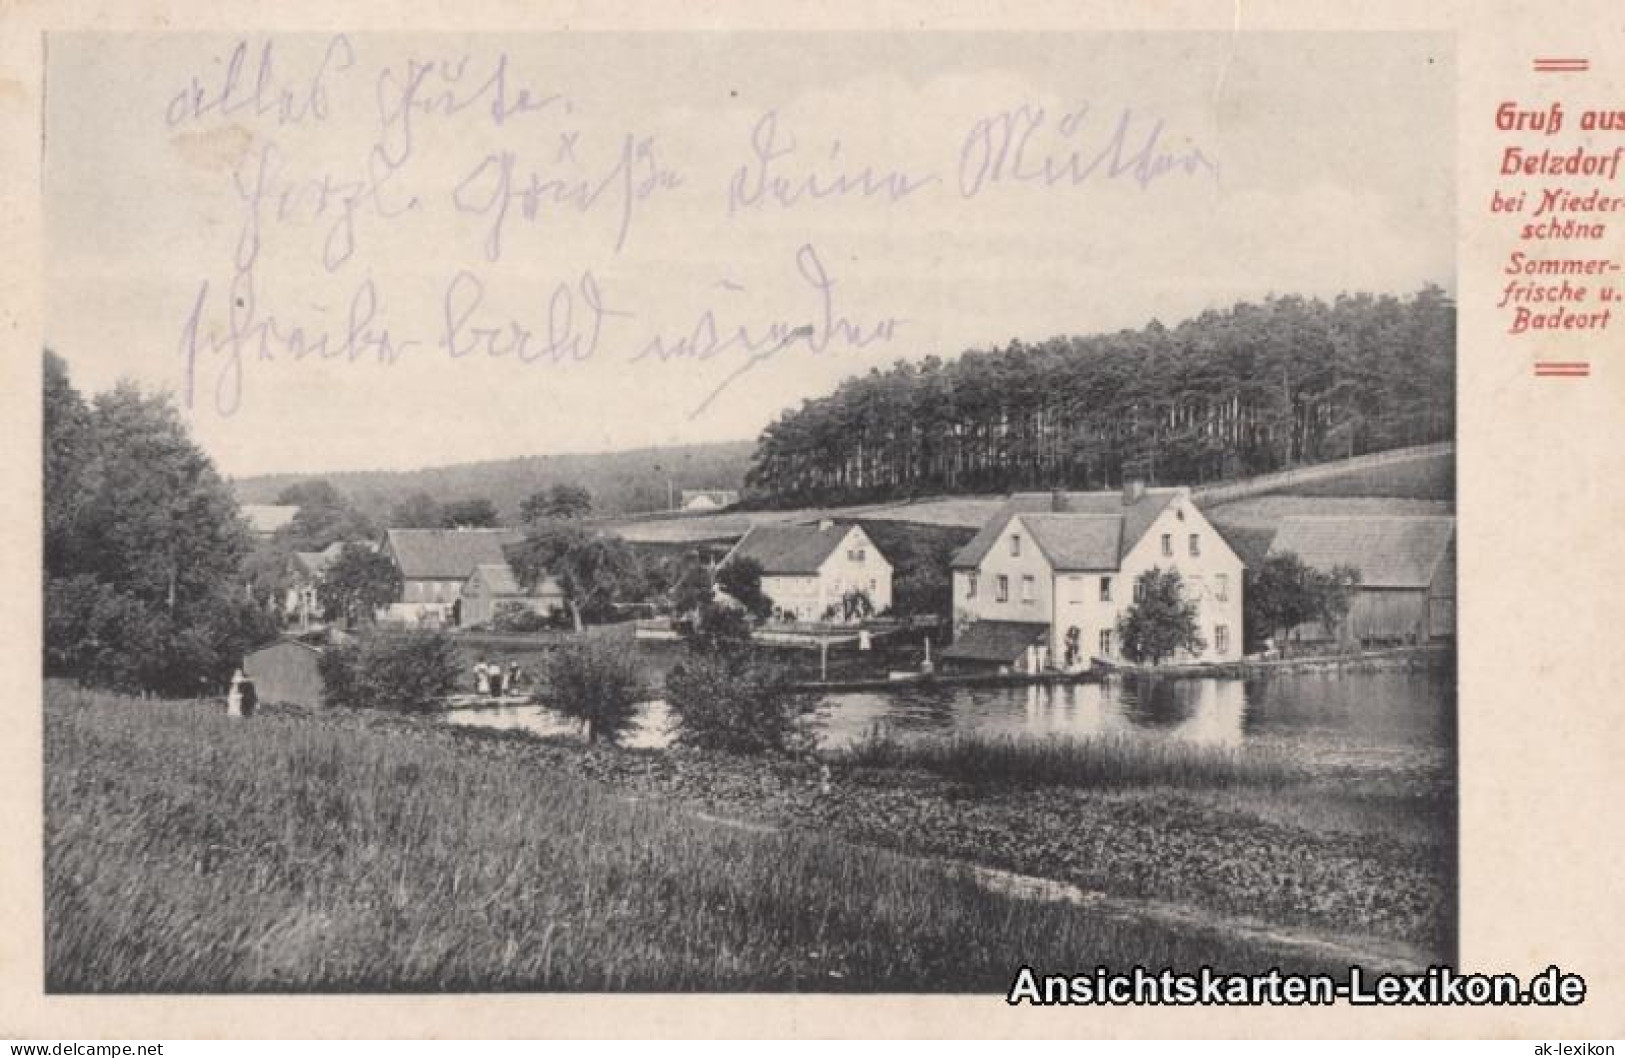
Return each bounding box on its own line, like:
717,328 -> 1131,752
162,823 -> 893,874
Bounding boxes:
475,660 -> 490,697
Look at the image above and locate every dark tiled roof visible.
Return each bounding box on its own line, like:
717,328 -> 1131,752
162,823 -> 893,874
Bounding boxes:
940,620 -> 1049,663
1267,516 -> 1456,589
949,488 -> 1182,569
385,528 -> 524,580
728,523 -> 869,575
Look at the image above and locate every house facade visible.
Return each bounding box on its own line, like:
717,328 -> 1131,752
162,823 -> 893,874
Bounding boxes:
1266,515 -> 1456,645
722,521 -> 893,622
459,563 -> 568,628
379,528 -> 525,625
946,485 -> 1244,670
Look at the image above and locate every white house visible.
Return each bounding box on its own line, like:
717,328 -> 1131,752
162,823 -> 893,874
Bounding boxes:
944,484 -> 1244,671
722,520 -> 893,622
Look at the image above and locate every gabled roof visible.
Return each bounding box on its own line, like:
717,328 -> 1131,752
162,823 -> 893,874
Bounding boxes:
950,488 -> 1182,569
1267,516 -> 1456,589
1017,514 -> 1123,571
384,528 -> 524,580
726,523 -> 863,575
242,504 -> 299,533
940,620 -> 1049,663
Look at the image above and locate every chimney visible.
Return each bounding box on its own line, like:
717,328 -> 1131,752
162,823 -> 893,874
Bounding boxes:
1122,480 -> 1146,506
818,518 -> 835,531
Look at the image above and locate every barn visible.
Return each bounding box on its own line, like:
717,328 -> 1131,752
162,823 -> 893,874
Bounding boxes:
242,638 -> 325,708
1267,515 -> 1456,646
459,563 -> 567,628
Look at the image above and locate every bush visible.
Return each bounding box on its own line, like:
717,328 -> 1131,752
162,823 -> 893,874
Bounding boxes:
545,640 -> 647,744
318,630 -> 462,711
664,654 -> 821,756
489,602 -> 552,635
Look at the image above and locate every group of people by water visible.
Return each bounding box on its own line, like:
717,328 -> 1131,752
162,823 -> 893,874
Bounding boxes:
474,659 -> 528,700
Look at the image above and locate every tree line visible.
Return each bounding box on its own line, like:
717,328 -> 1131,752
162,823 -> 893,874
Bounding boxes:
745,288 -> 1454,505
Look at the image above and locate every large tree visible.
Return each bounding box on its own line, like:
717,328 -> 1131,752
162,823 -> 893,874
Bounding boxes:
43,355 -> 274,694
388,491 -> 443,529
1116,567 -> 1206,666
440,498 -> 500,528
520,483 -> 593,524
507,522 -> 642,631
274,479 -> 375,551
317,544 -> 403,627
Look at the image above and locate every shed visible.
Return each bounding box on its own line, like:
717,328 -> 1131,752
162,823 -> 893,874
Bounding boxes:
242,638 -> 325,708
1267,515 -> 1456,645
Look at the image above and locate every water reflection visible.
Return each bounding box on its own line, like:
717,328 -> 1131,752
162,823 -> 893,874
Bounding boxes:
441,670 -> 1453,762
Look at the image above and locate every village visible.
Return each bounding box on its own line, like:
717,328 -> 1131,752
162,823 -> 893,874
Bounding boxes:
232,444 -> 1455,715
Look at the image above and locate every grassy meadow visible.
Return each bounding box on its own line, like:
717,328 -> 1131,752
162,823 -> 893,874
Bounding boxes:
45,684 -> 1360,992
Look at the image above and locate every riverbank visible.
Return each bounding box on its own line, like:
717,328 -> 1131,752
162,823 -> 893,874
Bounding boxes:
44,685 -> 1416,991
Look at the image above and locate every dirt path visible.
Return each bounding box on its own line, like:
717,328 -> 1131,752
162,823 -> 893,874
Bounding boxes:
689,807 -> 1430,974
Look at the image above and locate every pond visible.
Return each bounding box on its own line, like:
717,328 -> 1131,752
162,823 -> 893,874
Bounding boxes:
442,669 -> 1456,768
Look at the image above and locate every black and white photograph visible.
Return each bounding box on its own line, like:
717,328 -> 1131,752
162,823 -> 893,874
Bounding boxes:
39,30 -> 1458,995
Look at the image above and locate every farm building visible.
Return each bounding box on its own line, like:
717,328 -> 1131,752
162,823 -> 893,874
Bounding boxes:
459,563 -> 567,628
945,484 -> 1245,671
379,528 -> 525,625
680,489 -> 740,511
722,520 -> 893,622
1266,515 -> 1456,645
241,638 -> 324,709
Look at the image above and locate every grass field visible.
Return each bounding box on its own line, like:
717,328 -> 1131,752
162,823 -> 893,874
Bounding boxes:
44,685 -> 1356,992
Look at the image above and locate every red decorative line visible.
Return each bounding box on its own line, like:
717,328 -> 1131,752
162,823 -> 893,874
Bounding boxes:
1534,362 -> 1591,376
1533,59 -> 1589,71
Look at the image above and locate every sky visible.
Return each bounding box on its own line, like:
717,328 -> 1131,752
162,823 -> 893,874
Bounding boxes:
45,32 -> 1454,479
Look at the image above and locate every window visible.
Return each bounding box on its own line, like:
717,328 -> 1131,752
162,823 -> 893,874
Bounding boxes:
1215,573 -> 1228,601
1099,577 -> 1112,602
1068,576 -> 1084,604
1134,579 -> 1146,602
1099,629 -> 1113,657
967,573 -> 979,598
848,548 -> 866,562
1011,533 -> 1022,557
1215,625 -> 1230,654
996,575 -> 1010,602
1021,575 -> 1036,603
1189,533 -> 1200,557
1160,534 -> 1173,556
